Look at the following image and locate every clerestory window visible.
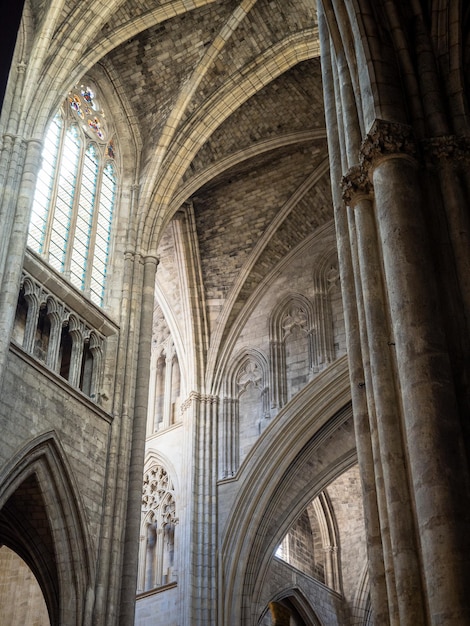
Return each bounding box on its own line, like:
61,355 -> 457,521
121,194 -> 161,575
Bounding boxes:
27,85 -> 117,307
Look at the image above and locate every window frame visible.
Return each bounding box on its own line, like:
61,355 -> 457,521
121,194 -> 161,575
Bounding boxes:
28,86 -> 118,307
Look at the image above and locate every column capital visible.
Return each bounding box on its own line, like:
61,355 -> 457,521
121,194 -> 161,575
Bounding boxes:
142,253 -> 160,267
181,391 -> 218,413
422,134 -> 470,167
361,119 -> 417,170
133,251 -> 160,267
341,164 -> 373,205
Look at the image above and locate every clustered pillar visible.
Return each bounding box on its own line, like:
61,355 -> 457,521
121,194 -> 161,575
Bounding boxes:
340,119 -> 470,625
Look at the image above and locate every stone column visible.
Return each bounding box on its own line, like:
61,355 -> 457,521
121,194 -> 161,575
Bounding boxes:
318,6 -> 391,621
162,350 -> 174,428
184,391 -> 218,625
343,165 -> 426,625
0,137 -> 42,386
45,299 -> 64,372
88,333 -> 103,400
119,252 -> 159,626
345,201 -> 398,626
22,277 -> 41,353
366,120 -> 470,624
68,317 -> 85,388
154,356 -> 165,431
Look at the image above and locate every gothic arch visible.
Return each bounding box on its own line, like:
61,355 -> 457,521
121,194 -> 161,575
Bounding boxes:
269,293 -> 315,409
263,588 -> 324,626
0,432 -> 95,626
351,563 -> 373,626
311,249 -> 340,370
138,454 -> 179,594
221,348 -> 270,478
221,356 -> 354,625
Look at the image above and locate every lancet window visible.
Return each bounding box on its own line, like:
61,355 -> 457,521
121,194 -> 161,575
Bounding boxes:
221,350 -> 269,478
147,307 -> 182,434
27,84 -> 117,307
269,294 -> 315,409
138,463 -> 178,592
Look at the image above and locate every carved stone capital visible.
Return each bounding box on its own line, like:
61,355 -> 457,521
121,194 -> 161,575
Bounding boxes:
423,134 -> 470,166
341,164 -> 372,205
360,119 -> 417,169
180,391 -> 218,413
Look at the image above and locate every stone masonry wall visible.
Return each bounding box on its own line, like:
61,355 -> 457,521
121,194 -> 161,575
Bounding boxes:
0,348 -> 112,548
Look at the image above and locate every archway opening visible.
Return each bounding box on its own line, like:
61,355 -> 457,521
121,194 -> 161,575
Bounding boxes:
0,545 -> 50,625
0,473 -> 59,625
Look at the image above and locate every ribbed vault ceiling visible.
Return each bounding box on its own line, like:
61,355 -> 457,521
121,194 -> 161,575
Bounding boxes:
22,0 -> 328,383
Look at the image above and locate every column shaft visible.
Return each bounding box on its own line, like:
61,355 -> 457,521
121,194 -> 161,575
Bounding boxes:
374,154 -> 470,624
353,195 -> 426,624
119,254 -> 158,626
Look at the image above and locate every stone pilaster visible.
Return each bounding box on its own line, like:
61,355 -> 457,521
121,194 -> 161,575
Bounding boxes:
182,391 -> 218,625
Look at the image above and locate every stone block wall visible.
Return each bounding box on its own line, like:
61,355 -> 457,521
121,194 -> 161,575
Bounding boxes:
0,349 -> 111,544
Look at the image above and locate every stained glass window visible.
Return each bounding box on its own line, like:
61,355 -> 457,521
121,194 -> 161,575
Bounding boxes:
28,85 -> 117,307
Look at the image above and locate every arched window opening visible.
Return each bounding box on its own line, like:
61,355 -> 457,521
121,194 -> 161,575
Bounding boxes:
138,464 -> 178,593
275,489 -> 340,591
170,355 -> 181,425
12,287 -> 28,345
0,546 -> 50,626
79,341 -> 94,395
33,306 -> 50,362
59,325 -> 72,380
28,84 -> 118,307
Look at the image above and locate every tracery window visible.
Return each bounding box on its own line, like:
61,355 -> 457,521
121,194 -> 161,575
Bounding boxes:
28,85 -> 117,306
139,463 -> 178,592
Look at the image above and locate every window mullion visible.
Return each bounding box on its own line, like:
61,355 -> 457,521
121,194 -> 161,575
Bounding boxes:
64,138 -> 86,280
42,116 -> 65,259
83,147 -> 103,296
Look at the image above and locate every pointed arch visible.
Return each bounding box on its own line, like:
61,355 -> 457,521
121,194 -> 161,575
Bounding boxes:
269,293 -> 315,409
221,348 -> 270,478
221,357 -> 354,624
0,432 -> 95,626
138,455 -> 179,593
265,588 -> 324,626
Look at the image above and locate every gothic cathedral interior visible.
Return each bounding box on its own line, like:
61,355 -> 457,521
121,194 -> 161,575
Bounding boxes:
0,1 -> 469,625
